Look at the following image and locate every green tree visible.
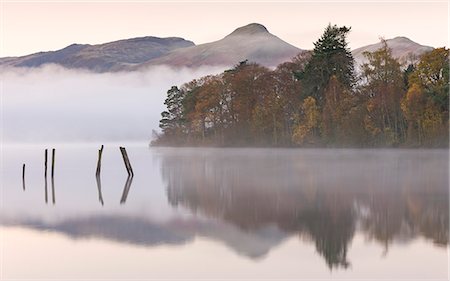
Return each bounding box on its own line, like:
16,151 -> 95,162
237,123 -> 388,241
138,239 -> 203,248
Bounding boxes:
299,24 -> 355,104
159,86 -> 185,139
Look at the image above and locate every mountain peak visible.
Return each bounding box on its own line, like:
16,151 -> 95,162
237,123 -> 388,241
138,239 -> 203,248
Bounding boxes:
390,36 -> 415,43
227,23 -> 269,37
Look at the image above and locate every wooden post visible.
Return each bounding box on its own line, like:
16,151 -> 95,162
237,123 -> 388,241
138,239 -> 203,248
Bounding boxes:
22,164 -> 26,191
119,146 -> 133,204
44,149 -> 48,204
96,145 -> 104,206
96,145 -> 104,176
44,149 -> 48,178
51,148 -> 55,178
51,148 -> 55,204
119,147 -> 134,176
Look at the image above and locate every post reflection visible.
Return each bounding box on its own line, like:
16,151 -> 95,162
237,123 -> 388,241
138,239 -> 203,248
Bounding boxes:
120,175 -> 134,204
96,174 -> 104,206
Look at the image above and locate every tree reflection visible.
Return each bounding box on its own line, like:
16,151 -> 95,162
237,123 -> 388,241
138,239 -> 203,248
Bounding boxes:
158,148 -> 448,269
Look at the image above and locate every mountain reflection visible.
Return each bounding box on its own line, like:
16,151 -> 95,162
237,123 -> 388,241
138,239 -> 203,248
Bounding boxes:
3,215 -> 287,259
158,148 -> 449,269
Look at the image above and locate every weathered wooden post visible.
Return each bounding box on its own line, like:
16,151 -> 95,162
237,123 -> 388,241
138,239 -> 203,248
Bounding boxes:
51,148 -> 55,178
22,164 -> 26,191
95,145 -> 105,205
119,147 -> 134,176
51,148 -> 55,204
44,149 -> 48,178
96,145 -> 104,176
44,149 -> 48,204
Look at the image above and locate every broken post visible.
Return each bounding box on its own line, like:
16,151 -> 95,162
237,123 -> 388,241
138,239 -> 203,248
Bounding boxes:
119,147 -> 134,176
95,145 -> 105,205
44,149 -> 48,204
22,164 -> 26,191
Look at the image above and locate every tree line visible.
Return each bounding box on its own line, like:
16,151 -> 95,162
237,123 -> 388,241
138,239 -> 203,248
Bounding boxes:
153,24 -> 449,147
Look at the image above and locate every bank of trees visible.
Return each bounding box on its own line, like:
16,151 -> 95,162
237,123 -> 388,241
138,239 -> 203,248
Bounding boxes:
153,24 -> 449,147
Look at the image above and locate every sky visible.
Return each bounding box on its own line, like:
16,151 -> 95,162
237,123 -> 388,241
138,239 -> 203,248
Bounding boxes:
1,1 -> 448,57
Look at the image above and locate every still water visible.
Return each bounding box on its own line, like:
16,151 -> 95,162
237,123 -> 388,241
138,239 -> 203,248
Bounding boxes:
1,145 -> 448,279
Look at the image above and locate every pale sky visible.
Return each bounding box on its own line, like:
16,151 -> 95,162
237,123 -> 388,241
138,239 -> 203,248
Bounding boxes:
1,1 -> 448,57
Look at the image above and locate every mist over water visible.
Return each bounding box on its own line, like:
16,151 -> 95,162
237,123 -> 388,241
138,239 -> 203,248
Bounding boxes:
1,146 -> 448,279
1,65 -> 225,143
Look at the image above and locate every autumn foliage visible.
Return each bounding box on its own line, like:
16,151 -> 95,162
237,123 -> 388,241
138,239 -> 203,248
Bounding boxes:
153,25 -> 449,147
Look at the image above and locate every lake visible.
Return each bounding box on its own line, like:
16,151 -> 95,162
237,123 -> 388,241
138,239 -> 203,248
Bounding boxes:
1,144 -> 448,279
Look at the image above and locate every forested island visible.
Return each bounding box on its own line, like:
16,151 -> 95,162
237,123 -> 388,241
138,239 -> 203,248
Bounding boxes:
152,25 -> 449,147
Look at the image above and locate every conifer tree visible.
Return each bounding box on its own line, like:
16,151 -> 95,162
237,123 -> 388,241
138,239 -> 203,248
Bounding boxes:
299,24 -> 355,104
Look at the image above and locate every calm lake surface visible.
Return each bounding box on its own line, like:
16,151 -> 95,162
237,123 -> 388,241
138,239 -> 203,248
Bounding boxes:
1,144 -> 448,279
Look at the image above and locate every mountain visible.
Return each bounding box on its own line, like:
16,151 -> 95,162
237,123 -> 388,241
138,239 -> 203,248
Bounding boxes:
137,23 -> 303,69
0,24 -> 435,72
352,37 -> 433,67
0,36 -> 195,72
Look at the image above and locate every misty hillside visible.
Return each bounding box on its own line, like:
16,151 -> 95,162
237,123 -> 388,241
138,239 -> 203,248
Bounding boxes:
0,36 -> 195,72
352,36 -> 433,67
137,23 -> 304,69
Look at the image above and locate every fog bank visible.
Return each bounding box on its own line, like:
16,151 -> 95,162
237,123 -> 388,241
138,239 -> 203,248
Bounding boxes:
1,65 -> 225,143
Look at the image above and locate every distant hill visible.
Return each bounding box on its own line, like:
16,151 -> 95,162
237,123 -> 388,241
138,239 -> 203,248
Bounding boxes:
0,24 -> 435,72
352,37 -> 433,67
137,23 -> 304,69
0,36 -> 195,72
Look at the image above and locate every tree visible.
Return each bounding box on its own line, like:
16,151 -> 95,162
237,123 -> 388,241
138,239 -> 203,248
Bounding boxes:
401,83 -> 426,145
321,76 -> 343,143
299,24 -> 355,104
320,75 -> 367,146
251,92 -> 284,146
159,86 -> 185,139
409,48 -> 449,112
292,96 -> 320,145
273,52 -> 312,144
191,75 -> 225,143
153,43 -> 447,148
403,48 -> 449,146
223,62 -> 272,144
360,40 -> 406,146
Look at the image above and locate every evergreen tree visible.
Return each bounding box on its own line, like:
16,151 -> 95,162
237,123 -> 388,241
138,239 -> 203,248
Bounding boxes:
159,86 -> 185,138
299,24 -> 355,104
